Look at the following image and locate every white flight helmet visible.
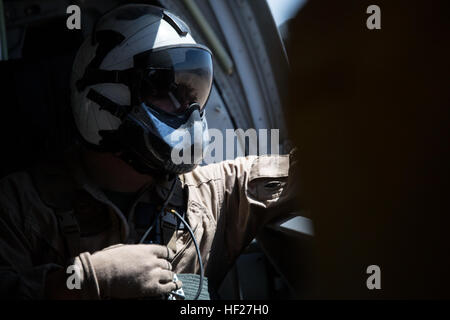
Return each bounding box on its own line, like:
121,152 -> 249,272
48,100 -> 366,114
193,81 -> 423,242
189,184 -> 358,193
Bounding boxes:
71,4 -> 213,177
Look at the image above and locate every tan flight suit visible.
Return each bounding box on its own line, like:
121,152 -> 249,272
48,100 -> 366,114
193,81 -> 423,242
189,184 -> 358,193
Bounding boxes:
0,147 -> 297,299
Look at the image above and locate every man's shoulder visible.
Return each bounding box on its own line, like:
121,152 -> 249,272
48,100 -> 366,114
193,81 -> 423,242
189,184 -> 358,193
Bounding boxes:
180,155 -> 290,192
0,167 -> 67,258
178,157 -> 257,191
0,170 -> 46,229
0,170 -> 38,205
181,163 -> 220,186
0,153 -> 76,221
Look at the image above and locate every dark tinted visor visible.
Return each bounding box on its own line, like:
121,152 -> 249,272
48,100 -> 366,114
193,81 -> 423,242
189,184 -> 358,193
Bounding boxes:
135,45 -> 213,115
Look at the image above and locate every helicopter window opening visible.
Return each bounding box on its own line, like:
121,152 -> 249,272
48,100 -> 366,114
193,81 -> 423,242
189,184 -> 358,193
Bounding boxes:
266,0 -> 307,49
266,0 -> 306,27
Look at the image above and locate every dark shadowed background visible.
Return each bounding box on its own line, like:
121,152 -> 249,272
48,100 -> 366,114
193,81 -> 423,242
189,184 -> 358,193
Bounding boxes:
286,0 -> 450,298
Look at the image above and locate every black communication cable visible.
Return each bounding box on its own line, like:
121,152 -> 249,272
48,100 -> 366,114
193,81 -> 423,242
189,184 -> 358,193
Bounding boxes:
170,208 -> 204,300
138,177 -> 204,300
139,178 -> 177,244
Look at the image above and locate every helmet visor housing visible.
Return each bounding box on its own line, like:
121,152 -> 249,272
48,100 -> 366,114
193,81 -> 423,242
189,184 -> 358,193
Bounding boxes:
135,45 -> 213,116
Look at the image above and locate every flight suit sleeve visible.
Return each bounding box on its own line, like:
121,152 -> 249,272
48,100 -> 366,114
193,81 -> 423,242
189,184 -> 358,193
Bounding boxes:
214,151 -> 299,265
0,192 -> 61,299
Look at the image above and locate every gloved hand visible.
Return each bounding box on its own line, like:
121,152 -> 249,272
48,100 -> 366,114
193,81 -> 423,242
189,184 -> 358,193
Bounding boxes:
74,244 -> 182,299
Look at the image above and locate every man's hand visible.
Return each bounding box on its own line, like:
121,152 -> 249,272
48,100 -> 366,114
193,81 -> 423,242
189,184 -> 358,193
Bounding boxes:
77,244 -> 182,299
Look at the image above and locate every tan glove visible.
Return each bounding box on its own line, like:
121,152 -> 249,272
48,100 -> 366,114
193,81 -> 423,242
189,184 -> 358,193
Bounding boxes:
74,244 -> 182,299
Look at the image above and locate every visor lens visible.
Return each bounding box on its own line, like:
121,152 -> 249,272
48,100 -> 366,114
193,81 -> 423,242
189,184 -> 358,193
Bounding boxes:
137,46 -> 213,115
